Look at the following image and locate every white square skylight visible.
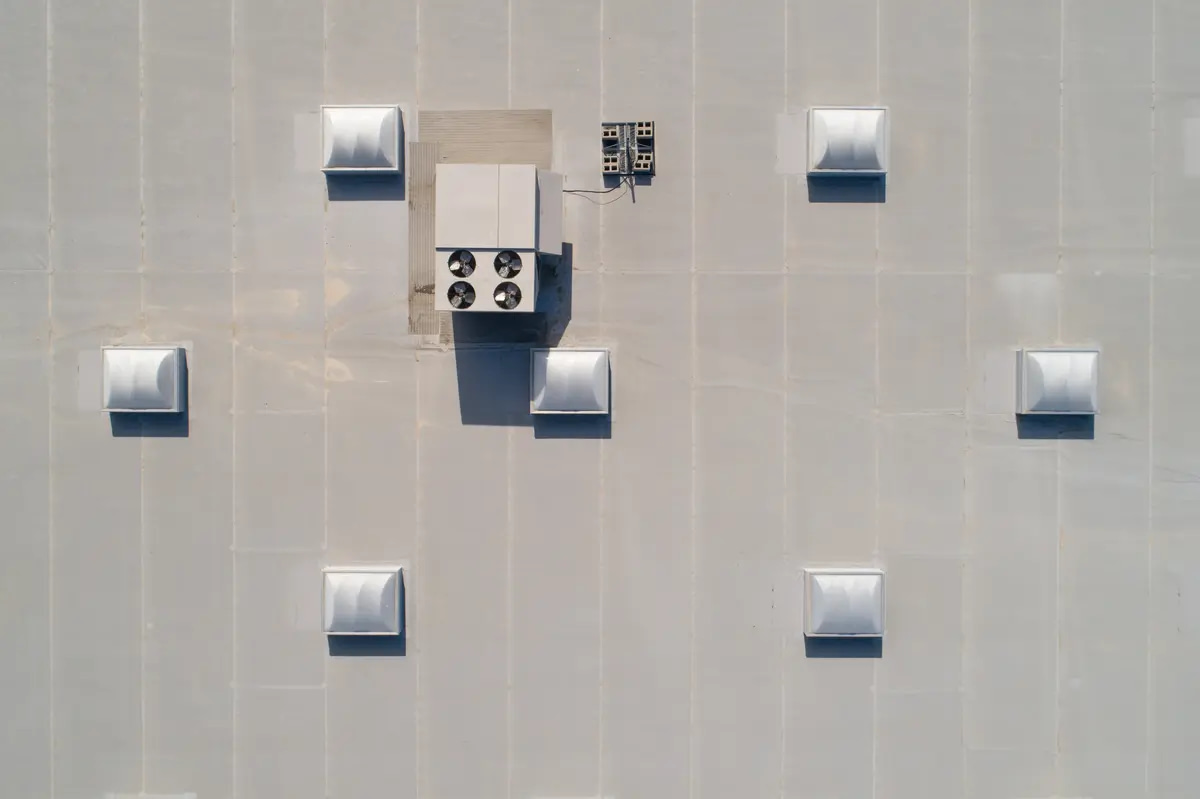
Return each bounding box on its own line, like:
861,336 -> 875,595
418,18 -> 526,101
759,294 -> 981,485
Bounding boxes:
1017,349 -> 1100,415
804,568 -> 885,637
807,107 -> 889,175
322,566 -> 404,636
530,349 -> 610,415
101,347 -> 186,413
321,105 -> 402,173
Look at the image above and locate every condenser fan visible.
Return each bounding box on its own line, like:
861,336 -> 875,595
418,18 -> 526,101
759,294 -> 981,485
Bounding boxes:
447,281 -> 476,309
447,249 -> 476,277
493,281 -> 522,310
493,250 -> 523,278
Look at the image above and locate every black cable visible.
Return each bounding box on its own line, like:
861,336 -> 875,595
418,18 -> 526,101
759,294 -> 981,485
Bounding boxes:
564,184 -> 625,195
564,177 -> 631,205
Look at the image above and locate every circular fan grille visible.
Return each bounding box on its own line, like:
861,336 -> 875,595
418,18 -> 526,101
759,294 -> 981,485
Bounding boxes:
447,249 -> 476,278
493,250 -> 523,278
493,281 -> 522,310
447,281 -> 476,309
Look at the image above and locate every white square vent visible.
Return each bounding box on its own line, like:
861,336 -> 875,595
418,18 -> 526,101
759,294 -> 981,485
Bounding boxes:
321,105 -> 402,173
531,349 -> 610,415
434,164 -> 562,313
1017,349 -> 1099,415
322,566 -> 404,636
804,568 -> 885,637
102,347 -> 186,413
807,106 -> 888,175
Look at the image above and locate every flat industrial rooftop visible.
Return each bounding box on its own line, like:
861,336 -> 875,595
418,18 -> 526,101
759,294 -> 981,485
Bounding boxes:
2,0 -> 1199,798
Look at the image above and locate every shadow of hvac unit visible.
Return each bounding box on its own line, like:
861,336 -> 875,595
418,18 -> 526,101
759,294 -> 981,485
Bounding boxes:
435,163 -> 563,314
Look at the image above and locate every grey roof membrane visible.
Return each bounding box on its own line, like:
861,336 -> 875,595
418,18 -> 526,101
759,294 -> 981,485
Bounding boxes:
1,0 -> 1197,798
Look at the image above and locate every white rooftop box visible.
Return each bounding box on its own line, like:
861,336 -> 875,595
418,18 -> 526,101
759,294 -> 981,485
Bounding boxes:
322,566 -> 404,636
434,163 -> 562,255
1017,348 -> 1099,415
321,105 -> 402,173
531,348 -> 610,415
807,107 -> 889,176
102,347 -> 186,413
804,568 -> 885,637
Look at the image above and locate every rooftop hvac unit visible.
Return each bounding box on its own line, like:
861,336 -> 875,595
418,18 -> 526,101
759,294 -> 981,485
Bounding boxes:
803,568 -> 885,637
101,346 -> 186,413
322,566 -> 404,636
807,107 -> 888,176
1017,348 -> 1099,415
433,163 -> 562,313
320,105 -> 403,173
